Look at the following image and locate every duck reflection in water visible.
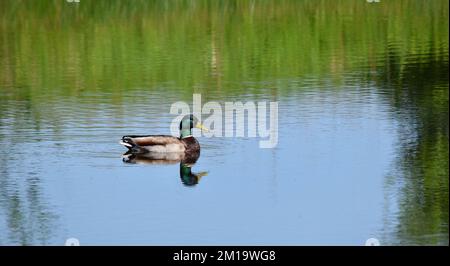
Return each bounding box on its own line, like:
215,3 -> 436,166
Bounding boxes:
120,114 -> 208,186
122,152 -> 208,186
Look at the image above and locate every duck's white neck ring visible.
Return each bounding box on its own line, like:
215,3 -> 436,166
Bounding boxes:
181,135 -> 193,139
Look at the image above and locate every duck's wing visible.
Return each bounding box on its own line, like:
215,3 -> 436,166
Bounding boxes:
121,135 -> 181,147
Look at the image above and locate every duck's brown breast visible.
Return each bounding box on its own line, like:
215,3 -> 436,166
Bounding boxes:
181,136 -> 201,164
181,136 -> 200,152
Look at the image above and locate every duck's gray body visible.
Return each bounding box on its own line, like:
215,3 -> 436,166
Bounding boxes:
120,135 -> 184,152
120,135 -> 201,163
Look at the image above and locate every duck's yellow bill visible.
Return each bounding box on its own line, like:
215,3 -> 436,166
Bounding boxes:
195,122 -> 209,132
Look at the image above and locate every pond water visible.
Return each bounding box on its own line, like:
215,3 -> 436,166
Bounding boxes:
0,0 -> 448,245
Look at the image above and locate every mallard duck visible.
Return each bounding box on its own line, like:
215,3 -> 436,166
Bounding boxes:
120,114 -> 208,159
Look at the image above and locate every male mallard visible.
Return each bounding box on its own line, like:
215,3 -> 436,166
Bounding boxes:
120,114 -> 208,159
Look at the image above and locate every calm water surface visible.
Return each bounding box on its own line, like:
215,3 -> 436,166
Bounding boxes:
0,0 -> 448,245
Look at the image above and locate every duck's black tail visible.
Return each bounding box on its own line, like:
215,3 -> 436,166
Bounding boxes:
120,136 -> 135,150
120,136 -> 148,153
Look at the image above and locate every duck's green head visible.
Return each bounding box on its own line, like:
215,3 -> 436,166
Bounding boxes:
179,114 -> 209,138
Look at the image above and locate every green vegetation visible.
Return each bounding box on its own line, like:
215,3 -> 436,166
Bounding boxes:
0,0 -> 448,98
